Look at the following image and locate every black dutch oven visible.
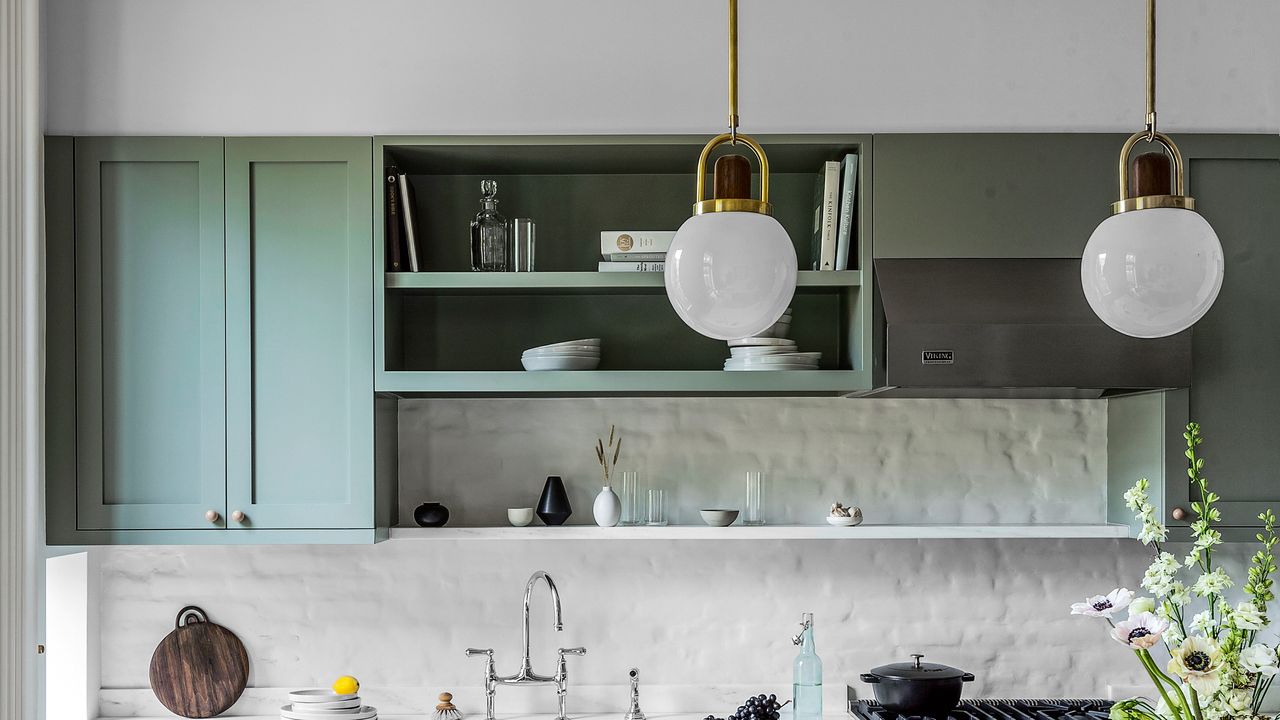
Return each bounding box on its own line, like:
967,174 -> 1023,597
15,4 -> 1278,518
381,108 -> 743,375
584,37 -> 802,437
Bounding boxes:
860,654 -> 975,718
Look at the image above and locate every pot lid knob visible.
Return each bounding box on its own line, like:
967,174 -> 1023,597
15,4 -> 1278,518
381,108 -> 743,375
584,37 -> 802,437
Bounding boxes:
911,653 -> 924,669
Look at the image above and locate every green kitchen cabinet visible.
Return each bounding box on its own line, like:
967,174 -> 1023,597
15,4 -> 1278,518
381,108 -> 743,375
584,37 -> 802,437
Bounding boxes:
69,137 -> 229,531
224,137 -> 376,529
873,134 -> 1123,259
1107,135 -> 1280,536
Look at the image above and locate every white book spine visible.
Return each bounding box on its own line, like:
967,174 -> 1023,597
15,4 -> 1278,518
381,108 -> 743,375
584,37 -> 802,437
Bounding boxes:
600,231 -> 676,255
598,261 -> 665,272
819,161 -> 840,271
603,252 -> 667,262
835,154 -> 858,271
398,174 -> 420,272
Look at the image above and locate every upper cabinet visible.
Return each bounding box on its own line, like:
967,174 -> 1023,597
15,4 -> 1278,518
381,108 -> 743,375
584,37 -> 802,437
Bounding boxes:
47,136 -> 391,544
873,134 -> 1122,259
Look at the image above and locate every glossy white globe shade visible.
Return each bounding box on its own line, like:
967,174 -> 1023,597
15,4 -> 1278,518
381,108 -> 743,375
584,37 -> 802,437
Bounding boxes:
664,211 -> 798,340
1081,207 -> 1224,339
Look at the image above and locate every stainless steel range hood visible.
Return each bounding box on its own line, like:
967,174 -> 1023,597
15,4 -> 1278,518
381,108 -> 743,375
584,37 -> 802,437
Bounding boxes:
855,258 -> 1191,399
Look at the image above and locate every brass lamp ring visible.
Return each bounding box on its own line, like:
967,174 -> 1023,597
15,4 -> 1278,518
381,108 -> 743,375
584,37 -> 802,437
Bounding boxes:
693,131 -> 772,215
1117,129 -> 1187,201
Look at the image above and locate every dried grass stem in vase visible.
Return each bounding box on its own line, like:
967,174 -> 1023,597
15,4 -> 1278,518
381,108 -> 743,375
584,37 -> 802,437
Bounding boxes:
595,424 -> 622,487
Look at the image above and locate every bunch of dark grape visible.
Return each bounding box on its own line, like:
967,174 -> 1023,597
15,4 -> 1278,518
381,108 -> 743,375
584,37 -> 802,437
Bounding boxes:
704,693 -> 785,720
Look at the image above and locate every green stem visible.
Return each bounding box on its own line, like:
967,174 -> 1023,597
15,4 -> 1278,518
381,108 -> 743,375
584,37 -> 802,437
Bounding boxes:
1187,687 -> 1205,720
1137,650 -> 1187,720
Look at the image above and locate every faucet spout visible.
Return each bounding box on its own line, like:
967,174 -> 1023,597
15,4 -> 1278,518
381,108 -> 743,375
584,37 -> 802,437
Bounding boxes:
522,571 -> 562,671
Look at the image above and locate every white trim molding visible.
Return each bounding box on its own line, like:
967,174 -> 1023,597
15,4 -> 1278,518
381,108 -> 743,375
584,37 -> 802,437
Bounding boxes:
0,0 -> 43,717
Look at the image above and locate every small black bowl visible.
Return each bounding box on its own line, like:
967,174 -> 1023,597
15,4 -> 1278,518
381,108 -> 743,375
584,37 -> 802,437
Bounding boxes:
413,502 -> 450,527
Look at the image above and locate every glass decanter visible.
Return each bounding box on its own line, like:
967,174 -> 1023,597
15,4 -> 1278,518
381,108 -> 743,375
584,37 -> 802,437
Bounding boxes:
792,612 -> 823,720
470,180 -> 509,271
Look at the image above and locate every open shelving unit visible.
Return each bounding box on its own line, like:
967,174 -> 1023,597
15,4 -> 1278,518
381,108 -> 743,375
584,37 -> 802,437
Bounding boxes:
373,134 -> 875,398
389,524 -> 1130,540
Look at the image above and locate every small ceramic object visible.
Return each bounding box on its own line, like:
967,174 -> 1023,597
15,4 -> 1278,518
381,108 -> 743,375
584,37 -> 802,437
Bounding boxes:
699,509 -> 740,527
537,476 -> 572,525
508,507 -> 534,527
827,502 -> 863,526
593,486 -> 622,527
414,502 -> 450,527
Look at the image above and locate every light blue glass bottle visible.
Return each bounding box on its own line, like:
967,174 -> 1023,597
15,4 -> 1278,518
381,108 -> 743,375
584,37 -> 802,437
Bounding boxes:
792,613 -> 822,720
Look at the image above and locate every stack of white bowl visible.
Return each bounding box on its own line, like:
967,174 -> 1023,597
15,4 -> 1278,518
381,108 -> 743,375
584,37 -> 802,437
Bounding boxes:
280,690 -> 377,720
724,308 -> 822,371
521,338 -> 601,371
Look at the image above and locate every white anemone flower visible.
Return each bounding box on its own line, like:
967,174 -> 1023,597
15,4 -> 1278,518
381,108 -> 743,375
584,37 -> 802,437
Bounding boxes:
1168,636 -> 1224,695
1071,588 -> 1135,618
1111,612 -> 1170,649
1240,644 -> 1279,677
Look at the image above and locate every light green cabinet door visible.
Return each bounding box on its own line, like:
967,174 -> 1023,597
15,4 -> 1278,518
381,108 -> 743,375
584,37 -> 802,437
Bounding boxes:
225,138 -> 374,529
74,137 -> 228,530
873,134 -> 1123,258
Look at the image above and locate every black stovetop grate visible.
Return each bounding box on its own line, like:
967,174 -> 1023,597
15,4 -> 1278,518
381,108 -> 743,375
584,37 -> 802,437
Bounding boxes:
849,699 -> 1114,720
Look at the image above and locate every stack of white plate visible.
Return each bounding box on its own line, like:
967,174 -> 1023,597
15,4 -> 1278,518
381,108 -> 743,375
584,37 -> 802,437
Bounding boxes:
724,308 -> 819,370
757,307 -> 792,339
281,690 -> 377,720
521,338 -> 601,371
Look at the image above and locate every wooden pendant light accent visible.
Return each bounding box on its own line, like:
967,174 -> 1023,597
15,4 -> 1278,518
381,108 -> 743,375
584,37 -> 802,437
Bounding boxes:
1130,151 -> 1173,197
713,154 -> 752,200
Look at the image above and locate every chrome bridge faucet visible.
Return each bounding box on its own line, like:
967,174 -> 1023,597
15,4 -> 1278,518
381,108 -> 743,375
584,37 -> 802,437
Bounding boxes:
467,571 -> 587,720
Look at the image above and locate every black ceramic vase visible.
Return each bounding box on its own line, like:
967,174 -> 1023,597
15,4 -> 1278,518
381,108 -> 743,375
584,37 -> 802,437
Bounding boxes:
413,502 -> 450,527
536,476 -> 572,526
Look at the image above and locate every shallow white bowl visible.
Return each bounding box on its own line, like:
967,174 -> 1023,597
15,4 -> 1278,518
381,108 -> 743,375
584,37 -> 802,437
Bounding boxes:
526,338 -> 602,351
729,345 -> 796,357
730,352 -> 821,365
522,355 -> 600,371
826,515 -> 862,527
522,346 -> 601,357
280,705 -> 377,720
699,509 -> 740,526
508,507 -> 534,526
288,691 -> 359,704
727,337 -> 797,348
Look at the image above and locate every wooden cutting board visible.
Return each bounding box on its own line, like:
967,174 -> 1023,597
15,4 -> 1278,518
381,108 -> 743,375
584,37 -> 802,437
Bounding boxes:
149,606 -> 249,718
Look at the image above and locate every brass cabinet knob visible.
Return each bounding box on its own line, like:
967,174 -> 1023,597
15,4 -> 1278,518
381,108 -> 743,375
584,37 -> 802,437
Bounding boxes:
231,510 -> 246,524
205,509 -> 221,523
1171,507 -> 1188,521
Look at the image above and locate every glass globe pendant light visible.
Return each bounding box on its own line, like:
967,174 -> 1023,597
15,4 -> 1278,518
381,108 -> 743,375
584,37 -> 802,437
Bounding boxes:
1081,0 -> 1224,339
664,0 -> 797,341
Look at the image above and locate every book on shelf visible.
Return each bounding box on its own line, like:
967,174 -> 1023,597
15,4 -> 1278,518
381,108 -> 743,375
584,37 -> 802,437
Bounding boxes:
598,260 -> 665,272
397,173 -> 422,272
835,154 -> 859,271
600,231 -> 676,256
810,161 -> 840,271
385,167 -> 404,272
603,251 -> 667,262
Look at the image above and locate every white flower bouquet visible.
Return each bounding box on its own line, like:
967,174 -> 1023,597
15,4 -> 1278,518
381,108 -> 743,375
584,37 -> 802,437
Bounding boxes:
1072,423 -> 1279,720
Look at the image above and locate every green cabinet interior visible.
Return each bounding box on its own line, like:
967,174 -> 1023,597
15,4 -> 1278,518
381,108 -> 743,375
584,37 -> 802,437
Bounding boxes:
374,135 -> 875,397
1105,135 -> 1280,535
45,136 -> 393,544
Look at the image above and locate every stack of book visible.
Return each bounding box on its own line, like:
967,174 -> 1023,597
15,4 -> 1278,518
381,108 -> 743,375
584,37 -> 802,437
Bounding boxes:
810,154 -> 859,271
384,166 -> 424,272
598,231 -> 674,272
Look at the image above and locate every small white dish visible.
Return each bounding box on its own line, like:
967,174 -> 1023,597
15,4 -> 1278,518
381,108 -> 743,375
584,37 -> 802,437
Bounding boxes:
289,698 -> 361,710
521,356 -> 601,371
288,690 -> 359,704
526,338 -> 601,351
523,345 -> 601,357
826,516 -> 858,526
280,705 -> 378,720
728,352 -> 821,366
508,507 -> 534,526
727,337 -> 797,348
699,509 -> 740,526
729,346 -> 797,357
724,364 -> 818,371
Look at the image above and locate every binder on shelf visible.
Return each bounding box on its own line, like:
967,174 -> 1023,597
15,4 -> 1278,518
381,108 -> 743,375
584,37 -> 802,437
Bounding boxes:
835,154 -> 859,271
398,173 -> 422,272
385,167 -> 404,272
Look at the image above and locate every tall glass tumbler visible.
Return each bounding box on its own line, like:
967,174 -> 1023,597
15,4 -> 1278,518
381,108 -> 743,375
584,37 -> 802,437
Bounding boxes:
744,471 -> 765,526
646,489 -> 667,526
619,471 -> 641,526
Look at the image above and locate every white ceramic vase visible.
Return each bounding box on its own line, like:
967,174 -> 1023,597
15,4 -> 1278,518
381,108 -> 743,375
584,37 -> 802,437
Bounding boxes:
593,486 -> 621,527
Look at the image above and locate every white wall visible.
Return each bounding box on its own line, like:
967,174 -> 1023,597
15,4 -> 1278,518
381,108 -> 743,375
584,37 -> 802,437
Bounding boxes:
43,0 -> 1280,136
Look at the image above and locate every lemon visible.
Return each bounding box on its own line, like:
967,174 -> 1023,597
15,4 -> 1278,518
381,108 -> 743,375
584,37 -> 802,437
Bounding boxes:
332,675 -> 360,695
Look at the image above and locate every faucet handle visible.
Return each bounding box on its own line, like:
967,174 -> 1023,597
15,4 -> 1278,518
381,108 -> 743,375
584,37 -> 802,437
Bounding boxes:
558,647 -> 587,656
466,647 -> 494,658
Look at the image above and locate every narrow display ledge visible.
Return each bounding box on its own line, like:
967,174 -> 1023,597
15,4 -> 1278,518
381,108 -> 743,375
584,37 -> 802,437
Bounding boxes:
388,524 -> 1131,540
376,370 -> 870,398
385,270 -> 862,294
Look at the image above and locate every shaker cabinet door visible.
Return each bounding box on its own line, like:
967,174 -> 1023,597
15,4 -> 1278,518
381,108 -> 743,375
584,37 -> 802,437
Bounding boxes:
224,138 -> 374,529
73,137 -> 228,530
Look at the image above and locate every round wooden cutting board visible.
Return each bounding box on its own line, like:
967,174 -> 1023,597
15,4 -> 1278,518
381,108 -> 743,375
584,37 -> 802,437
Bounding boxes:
148,606 -> 249,718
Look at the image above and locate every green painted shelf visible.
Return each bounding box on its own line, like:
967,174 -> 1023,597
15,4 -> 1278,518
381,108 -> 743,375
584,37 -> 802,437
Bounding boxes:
385,270 -> 862,294
377,369 -> 870,397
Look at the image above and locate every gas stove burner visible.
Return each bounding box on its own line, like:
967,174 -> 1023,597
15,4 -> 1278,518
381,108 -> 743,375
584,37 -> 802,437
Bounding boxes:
848,698 -> 1114,720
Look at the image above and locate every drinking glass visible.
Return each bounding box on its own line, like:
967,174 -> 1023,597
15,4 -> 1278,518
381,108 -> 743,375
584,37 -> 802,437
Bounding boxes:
618,471 -> 641,526
646,489 -> 667,526
744,471 -> 765,526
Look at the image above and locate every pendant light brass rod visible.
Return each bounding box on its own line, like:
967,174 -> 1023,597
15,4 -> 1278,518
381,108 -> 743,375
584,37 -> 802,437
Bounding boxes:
728,0 -> 739,143
1145,0 -> 1156,137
